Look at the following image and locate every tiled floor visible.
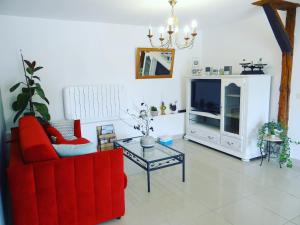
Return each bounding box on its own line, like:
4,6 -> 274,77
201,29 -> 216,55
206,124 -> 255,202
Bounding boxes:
104,139 -> 300,225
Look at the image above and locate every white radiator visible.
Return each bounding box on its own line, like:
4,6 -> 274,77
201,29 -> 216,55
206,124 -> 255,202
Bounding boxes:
63,85 -> 125,123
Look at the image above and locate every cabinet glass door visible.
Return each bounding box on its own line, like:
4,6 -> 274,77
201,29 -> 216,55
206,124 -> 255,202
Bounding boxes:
224,83 -> 241,135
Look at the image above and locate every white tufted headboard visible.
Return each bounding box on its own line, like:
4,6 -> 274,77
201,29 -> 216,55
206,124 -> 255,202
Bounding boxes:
63,85 -> 126,123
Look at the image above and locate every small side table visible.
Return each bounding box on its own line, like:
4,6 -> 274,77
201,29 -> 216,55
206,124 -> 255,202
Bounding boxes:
260,136 -> 282,168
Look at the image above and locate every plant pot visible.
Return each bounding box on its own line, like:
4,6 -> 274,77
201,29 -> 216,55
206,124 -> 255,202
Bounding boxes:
270,134 -> 276,140
140,135 -> 155,148
150,111 -> 158,117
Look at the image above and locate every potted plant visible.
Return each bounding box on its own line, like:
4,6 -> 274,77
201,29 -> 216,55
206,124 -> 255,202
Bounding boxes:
10,53 -> 50,123
150,106 -> 158,117
257,121 -> 299,168
126,103 -> 155,148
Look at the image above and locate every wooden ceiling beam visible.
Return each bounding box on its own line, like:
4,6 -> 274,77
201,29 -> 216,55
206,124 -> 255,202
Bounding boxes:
262,4 -> 292,52
253,0 -> 300,11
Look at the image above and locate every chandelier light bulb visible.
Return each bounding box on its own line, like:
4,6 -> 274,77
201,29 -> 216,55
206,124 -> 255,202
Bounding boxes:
174,26 -> 179,33
159,26 -> 165,34
184,26 -> 190,34
191,20 -> 198,28
168,17 -> 174,26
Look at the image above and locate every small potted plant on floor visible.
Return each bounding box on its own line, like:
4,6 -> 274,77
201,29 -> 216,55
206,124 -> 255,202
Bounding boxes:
257,121 -> 299,168
150,106 -> 158,117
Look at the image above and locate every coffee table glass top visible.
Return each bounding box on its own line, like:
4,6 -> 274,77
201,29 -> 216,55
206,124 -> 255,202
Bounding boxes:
115,137 -> 183,162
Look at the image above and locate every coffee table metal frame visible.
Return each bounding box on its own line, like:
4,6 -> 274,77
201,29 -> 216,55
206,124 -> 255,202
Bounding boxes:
114,137 -> 185,192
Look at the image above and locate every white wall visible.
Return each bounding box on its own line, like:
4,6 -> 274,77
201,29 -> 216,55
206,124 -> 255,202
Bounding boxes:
0,15 -> 201,140
201,10 -> 300,159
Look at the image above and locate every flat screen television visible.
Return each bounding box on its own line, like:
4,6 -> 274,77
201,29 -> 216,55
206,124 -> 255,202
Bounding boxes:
191,79 -> 221,114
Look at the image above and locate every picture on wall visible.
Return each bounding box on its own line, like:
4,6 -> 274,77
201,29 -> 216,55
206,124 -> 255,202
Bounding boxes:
96,124 -> 116,151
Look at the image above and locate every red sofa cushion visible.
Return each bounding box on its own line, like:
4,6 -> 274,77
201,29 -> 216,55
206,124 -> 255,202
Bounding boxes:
19,116 -> 59,163
45,124 -> 90,145
45,125 -> 64,142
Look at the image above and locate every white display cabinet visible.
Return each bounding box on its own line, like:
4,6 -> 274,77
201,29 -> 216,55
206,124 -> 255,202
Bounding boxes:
185,75 -> 271,161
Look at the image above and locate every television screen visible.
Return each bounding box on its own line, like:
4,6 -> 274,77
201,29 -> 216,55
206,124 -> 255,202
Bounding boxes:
191,79 -> 221,114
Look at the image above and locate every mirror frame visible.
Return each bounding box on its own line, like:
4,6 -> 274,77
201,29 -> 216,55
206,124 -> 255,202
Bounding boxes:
136,48 -> 175,79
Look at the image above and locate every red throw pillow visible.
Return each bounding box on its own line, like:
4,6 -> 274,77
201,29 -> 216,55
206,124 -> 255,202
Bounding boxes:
44,124 -> 90,145
45,125 -> 65,143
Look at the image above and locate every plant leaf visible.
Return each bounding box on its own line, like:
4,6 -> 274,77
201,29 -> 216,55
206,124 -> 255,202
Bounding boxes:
32,61 -> 36,69
10,82 -> 21,92
33,102 -> 50,121
24,60 -> 32,68
22,87 -> 35,97
28,79 -> 35,86
16,92 -> 30,110
13,105 -> 27,123
34,66 -> 43,72
26,67 -> 34,75
35,85 -> 49,104
32,76 -> 40,81
12,101 -> 20,111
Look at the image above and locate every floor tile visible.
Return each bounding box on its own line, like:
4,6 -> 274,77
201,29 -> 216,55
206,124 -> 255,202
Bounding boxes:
196,212 -> 233,225
247,187 -> 300,220
291,215 -> 300,225
216,198 -> 287,225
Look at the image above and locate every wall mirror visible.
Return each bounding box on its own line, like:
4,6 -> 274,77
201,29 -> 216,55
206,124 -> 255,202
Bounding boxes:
136,48 -> 175,79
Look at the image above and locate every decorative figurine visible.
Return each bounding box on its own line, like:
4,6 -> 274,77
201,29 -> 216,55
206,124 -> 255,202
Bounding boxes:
160,101 -> 167,115
169,101 -> 177,113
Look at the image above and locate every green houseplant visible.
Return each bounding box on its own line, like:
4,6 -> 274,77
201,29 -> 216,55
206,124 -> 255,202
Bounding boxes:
257,121 -> 299,168
10,53 -> 50,123
150,106 -> 158,117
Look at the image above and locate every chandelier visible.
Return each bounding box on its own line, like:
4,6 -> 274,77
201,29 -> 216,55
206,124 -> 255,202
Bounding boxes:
147,0 -> 198,49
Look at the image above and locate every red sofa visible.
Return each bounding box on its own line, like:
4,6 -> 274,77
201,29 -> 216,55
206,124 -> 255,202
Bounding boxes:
7,116 -> 127,225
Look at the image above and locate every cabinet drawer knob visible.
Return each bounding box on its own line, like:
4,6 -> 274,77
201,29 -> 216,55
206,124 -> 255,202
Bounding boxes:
227,141 -> 234,145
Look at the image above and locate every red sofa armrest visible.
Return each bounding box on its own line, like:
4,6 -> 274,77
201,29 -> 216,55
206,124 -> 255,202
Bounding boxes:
8,148 -> 126,225
74,119 -> 82,138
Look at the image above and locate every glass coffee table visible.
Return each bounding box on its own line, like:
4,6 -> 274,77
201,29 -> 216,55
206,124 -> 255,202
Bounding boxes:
114,137 -> 185,192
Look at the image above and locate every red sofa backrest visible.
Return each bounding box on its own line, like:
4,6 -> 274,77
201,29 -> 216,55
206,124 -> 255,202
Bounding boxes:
19,116 -> 59,163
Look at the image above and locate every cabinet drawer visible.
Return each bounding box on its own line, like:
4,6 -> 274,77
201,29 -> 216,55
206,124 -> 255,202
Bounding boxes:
221,136 -> 242,152
187,126 -> 206,138
187,126 -> 220,144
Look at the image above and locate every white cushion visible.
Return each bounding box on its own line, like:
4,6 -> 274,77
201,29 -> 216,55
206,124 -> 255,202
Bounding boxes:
53,143 -> 97,157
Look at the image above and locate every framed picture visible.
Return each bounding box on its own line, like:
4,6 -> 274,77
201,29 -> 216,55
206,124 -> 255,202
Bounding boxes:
96,124 -> 116,151
192,58 -> 202,75
224,66 -> 232,75
205,67 -> 212,75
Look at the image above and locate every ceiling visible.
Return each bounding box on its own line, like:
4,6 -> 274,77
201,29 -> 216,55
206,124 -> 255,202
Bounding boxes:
0,0 -> 291,28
